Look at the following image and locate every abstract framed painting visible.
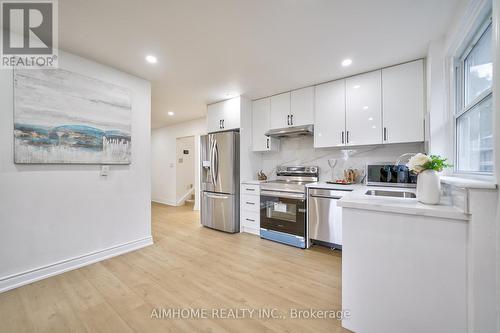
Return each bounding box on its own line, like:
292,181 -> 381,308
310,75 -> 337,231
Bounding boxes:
13,69 -> 132,164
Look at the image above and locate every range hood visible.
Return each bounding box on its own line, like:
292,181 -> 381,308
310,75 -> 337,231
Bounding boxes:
265,125 -> 314,138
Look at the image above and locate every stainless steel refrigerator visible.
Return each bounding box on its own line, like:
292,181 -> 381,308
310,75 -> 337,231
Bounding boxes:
200,131 -> 240,233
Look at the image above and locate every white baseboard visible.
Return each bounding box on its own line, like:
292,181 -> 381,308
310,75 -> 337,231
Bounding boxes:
0,236 -> 153,294
152,198 -> 176,206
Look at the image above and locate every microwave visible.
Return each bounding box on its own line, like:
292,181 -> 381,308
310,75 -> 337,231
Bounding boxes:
366,163 -> 417,188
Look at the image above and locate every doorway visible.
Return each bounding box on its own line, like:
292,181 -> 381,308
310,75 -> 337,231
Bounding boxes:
175,136 -> 196,209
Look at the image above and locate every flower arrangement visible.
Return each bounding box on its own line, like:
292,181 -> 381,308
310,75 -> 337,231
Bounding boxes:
407,153 -> 452,174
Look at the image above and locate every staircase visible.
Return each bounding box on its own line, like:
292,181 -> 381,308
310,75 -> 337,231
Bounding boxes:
176,187 -> 195,207
184,193 -> 195,206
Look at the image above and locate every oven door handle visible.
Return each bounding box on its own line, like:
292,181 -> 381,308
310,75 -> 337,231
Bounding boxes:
260,191 -> 305,200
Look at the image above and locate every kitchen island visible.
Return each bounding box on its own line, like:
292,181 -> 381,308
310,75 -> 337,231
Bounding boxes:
337,188 -> 469,333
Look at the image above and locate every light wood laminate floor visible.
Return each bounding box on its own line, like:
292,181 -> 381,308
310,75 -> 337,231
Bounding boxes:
0,203 -> 348,333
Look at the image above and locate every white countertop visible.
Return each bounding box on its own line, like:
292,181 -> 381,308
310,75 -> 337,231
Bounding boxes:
307,182 -> 470,221
441,176 -> 497,190
241,180 -> 470,221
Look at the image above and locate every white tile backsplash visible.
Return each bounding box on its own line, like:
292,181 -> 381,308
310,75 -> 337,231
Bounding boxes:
260,136 -> 424,182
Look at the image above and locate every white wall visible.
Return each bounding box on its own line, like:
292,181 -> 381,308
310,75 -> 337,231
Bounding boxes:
175,136 -> 195,202
0,51 -> 152,292
151,117 -> 207,209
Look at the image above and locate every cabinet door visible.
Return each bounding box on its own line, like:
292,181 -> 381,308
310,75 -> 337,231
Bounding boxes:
382,60 -> 424,143
290,86 -> 314,126
207,102 -> 224,133
346,70 -> 382,146
252,98 -> 271,151
314,80 -> 346,148
221,96 -> 241,130
270,92 -> 291,129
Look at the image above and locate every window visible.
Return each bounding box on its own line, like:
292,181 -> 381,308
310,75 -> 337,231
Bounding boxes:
455,18 -> 493,174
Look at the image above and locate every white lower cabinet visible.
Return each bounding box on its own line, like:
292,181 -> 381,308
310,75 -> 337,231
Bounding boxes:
240,182 -> 260,235
241,211 -> 259,233
341,208 -> 467,333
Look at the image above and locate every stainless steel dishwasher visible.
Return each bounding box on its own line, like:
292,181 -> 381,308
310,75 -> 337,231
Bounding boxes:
307,188 -> 352,249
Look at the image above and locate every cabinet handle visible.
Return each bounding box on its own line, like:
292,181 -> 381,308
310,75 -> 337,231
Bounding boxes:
246,202 -> 255,205
290,114 -> 294,125
266,138 -> 270,149
246,218 -> 255,222
246,188 -> 255,191
222,119 -> 225,129
346,131 -> 349,144
287,115 -> 290,126
341,131 -> 344,144
384,127 -> 387,141
219,120 -> 222,129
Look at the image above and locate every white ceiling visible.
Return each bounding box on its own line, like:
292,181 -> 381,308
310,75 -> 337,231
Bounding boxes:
58,0 -> 463,128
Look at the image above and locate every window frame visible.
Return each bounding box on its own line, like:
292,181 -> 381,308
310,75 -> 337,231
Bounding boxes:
454,16 -> 493,175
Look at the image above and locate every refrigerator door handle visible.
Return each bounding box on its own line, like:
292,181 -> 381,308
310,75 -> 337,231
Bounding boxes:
204,192 -> 230,200
214,140 -> 219,185
210,138 -> 216,185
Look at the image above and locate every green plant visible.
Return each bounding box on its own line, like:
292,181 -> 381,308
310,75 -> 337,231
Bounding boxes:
422,155 -> 452,172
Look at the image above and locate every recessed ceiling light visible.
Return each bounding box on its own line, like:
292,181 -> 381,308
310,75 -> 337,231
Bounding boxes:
167,111 -> 174,116
353,85 -> 361,89
368,117 -> 373,121
145,55 -> 157,64
363,106 -> 369,110
341,59 -> 352,67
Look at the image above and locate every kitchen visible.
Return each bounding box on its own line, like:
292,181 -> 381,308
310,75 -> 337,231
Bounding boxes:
199,11 -> 498,332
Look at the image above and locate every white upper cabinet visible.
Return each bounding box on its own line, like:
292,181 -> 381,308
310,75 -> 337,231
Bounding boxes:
270,92 -> 291,129
222,96 -> 241,131
207,102 -> 224,133
207,97 -> 241,133
314,80 -> 346,148
345,70 -> 382,146
252,98 -> 279,151
382,59 -> 424,144
290,87 -> 314,126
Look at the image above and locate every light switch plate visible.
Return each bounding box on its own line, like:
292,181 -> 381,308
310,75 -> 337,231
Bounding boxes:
100,165 -> 110,177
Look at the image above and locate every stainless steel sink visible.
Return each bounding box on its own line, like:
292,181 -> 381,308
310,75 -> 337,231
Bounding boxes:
365,190 -> 416,198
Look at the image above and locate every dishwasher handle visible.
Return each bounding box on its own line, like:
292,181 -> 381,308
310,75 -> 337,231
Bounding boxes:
309,194 -> 342,200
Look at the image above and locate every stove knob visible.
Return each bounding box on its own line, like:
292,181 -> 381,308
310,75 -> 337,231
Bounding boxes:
310,167 -> 317,173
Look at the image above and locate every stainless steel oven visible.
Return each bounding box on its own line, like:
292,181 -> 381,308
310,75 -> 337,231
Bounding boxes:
259,166 -> 318,249
260,190 -> 306,239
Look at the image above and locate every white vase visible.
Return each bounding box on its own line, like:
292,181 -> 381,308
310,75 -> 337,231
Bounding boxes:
416,170 -> 441,205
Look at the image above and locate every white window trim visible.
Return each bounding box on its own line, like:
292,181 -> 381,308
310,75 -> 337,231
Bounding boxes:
444,0 -> 495,181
